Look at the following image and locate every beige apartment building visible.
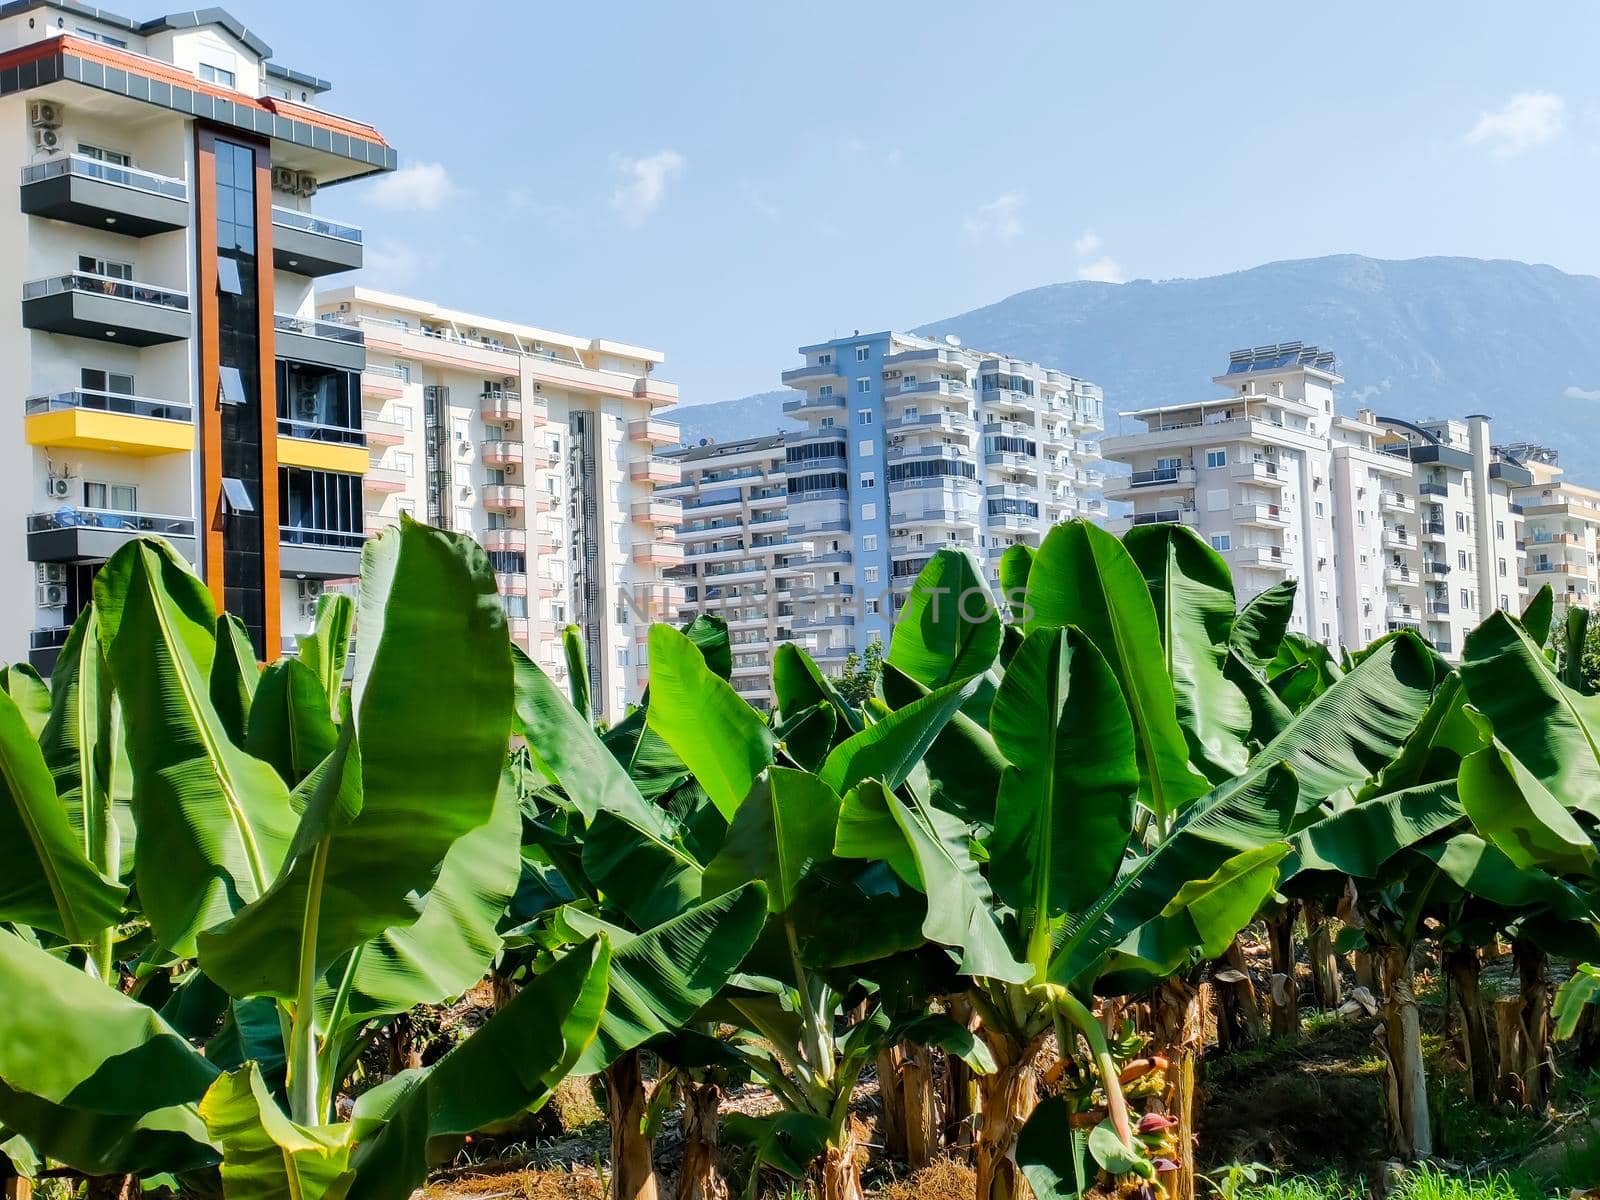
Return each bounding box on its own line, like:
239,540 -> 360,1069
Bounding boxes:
1102,344 -> 1528,658
1509,445 -> 1600,619
316,287 -> 681,723
660,433 -> 811,707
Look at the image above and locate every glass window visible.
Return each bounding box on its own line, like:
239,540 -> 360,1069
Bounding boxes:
219,366 -> 247,407
220,477 -> 254,513
77,143 -> 131,165
818,385 -> 833,397
861,503 -> 877,521
860,472 -> 875,489
855,346 -> 869,361
857,410 -> 873,425
394,452 -> 414,475
217,257 -> 242,295
864,566 -> 879,583
1209,533 -> 1232,551
861,534 -> 877,552
80,368 -> 134,395
199,62 -> 236,87
1205,448 -> 1227,469
856,378 -> 871,394
394,405 -> 414,430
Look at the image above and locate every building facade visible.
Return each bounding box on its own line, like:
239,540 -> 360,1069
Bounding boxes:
778,331 -> 1104,662
660,434 -> 809,709
1510,446 -> 1600,620
315,287 -> 681,723
2,1 -> 395,671
1102,344 -> 1529,658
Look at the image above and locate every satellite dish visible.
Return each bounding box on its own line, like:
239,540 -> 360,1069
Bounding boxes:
945,334 -> 962,347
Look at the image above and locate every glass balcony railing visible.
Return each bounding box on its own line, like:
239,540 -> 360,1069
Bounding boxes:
27,507 -> 194,536
270,206 -> 362,243
280,524 -> 365,549
21,153 -> 188,199
274,313 -> 364,343
23,272 -> 188,310
277,415 -> 366,445
26,388 -> 192,422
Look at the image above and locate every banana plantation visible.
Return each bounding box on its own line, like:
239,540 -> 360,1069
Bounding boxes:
7,516 -> 1600,1200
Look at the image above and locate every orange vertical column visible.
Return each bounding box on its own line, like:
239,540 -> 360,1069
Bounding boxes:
194,128 -> 225,614
253,146 -> 281,656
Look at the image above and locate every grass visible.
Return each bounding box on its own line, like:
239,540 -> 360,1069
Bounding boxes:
1219,1163 -> 1556,1200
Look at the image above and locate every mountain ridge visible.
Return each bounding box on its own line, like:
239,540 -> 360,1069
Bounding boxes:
672,254 -> 1600,478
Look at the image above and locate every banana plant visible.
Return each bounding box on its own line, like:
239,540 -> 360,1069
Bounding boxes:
823,528 -> 1443,1200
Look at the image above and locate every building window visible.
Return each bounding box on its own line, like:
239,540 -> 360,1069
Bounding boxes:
1357,510 -> 1366,526
1496,520 -> 1506,539
856,378 -> 871,394
861,502 -> 877,521
1456,512 -> 1467,532
858,410 -> 873,425
217,257 -> 243,295
1315,500 -> 1325,517
1458,549 -> 1468,570
820,416 -> 835,428
866,598 -> 881,615
84,481 -> 136,511
1205,448 -> 1227,469
817,353 -> 832,366
1500,593 -> 1509,610
862,534 -> 877,552
80,367 -> 134,396
219,365 -> 247,407
397,498 -> 416,516
1209,533 -> 1232,551
198,62 -> 236,87
818,385 -> 833,397
1321,622 -> 1331,639
1460,588 -> 1471,610
855,346 -> 870,361
78,254 -> 131,280
393,405 -> 414,430
864,566 -> 880,583
394,451 -> 414,475
77,143 -> 131,165
1498,557 -> 1507,577
860,472 -> 876,489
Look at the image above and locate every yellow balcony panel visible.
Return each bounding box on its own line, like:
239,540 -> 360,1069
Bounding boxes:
277,436 -> 370,475
26,408 -> 192,457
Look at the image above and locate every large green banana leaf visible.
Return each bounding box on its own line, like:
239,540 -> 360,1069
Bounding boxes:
1461,610 -> 1600,821
94,538 -> 298,955
343,938 -> 609,1200
772,642 -> 863,735
297,592 -> 354,715
198,522 -> 511,1000
0,931 -> 218,1174
881,665 -> 1004,828
987,626 -> 1138,931
1228,579 -> 1297,667
818,675 -> 978,796
1283,780 -> 1465,879
211,613 -> 261,748
887,548 -> 1001,688
244,658 -> 339,788
0,665 -> 49,738
1458,743 -> 1596,876
201,1065 -> 353,1200
560,623 -> 593,717
1124,525 -> 1252,781
647,624 -> 773,819
1025,520 -> 1209,826
0,685 -> 124,940
704,768 -> 840,913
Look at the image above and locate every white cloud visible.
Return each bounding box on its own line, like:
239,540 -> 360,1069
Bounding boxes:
1073,230 -> 1103,257
610,149 -> 686,227
1565,385 -> 1600,401
362,239 -> 424,287
1076,257 -> 1126,284
366,162 -> 458,212
965,192 -> 1024,240
1464,92 -> 1566,157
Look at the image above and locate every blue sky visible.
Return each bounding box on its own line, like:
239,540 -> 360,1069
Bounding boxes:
241,1 -> 1600,406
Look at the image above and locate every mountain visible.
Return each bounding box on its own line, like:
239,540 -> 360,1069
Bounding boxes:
679,255 -> 1600,479
669,389 -> 802,448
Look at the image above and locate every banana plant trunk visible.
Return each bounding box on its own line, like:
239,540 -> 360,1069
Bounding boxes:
943,997 -> 979,1157
1443,944 -> 1494,1104
1379,945 -> 1431,1159
1152,978 -> 1205,1200
817,1119 -> 865,1200
1267,902 -> 1299,1040
875,1046 -> 907,1160
603,1050 -> 659,1200
1212,937 -> 1265,1052
1514,939 -> 1553,1111
675,1077 -> 725,1200
973,1051 -> 1041,1200
1305,902 -> 1342,1010
901,1042 -> 939,1169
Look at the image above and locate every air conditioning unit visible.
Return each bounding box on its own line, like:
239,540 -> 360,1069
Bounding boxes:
29,100 -> 62,128
47,476 -> 71,499
33,127 -> 62,153
37,584 -> 66,608
299,599 -> 319,620
298,579 -> 324,601
35,563 -> 66,586
272,165 -> 297,193
296,394 -> 319,418
295,171 -> 317,197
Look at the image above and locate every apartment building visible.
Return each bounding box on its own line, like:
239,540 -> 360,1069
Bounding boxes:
0,2 -> 394,672
1102,344 -> 1527,657
778,331 -> 1104,661
660,434 -> 810,709
1508,445 -> 1600,619
315,287 -> 681,723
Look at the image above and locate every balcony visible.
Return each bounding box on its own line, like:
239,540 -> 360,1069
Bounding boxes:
25,389 -> 192,456
888,443 -> 967,465
1421,520 -> 1447,540
1419,482 -> 1449,498
1234,502 -> 1287,528
481,390 -> 522,424
1231,544 -> 1289,571
362,411 -> 407,447
632,498 -> 683,526
1380,492 -> 1415,514
277,418 -> 369,476
481,441 -> 524,468
1422,560 -> 1451,578
631,456 -> 682,486
275,314 -> 365,372
279,524 -> 365,580
271,207 -> 363,277
23,272 -> 190,346
628,417 -> 681,446
507,616 -> 530,641
780,362 -> 845,387
484,528 -> 527,554
781,391 -> 846,416
1103,465 -> 1193,499
1426,600 -> 1452,616
361,364 -> 408,399
21,154 -> 189,237
27,507 -> 196,564
1229,459 -> 1285,486
1387,602 -> 1422,625
1382,526 -> 1415,552
363,465 -> 408,494
885,411 -> 977,436
496,572 -> 529,596
634,540 -> 686,566
28,625 -> 72,675
483,485 -> 526,512
1383,565 -> 1416,586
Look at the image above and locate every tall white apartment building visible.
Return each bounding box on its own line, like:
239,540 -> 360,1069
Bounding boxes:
0,1 -> 395,672
660,434 -> 810,709
1508,446 -> 1600,620
1103,344 -> 1527,658
779,331 -> 1104,662
316,287 -> 681,723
